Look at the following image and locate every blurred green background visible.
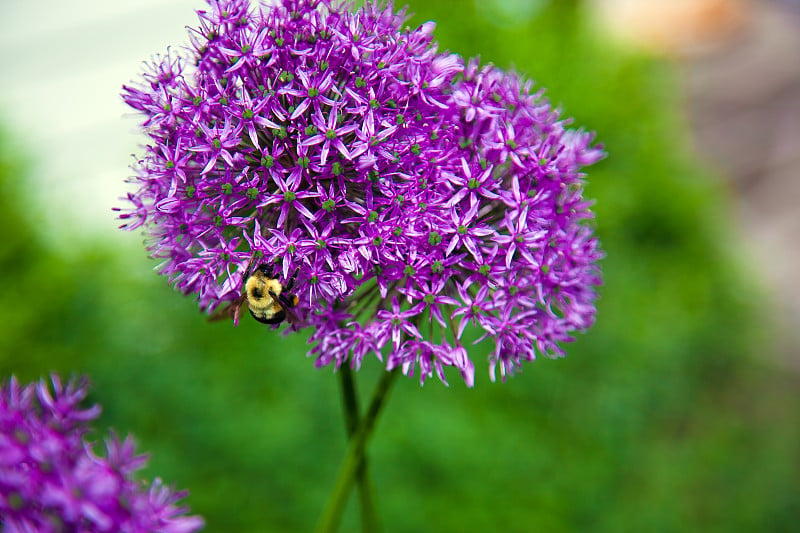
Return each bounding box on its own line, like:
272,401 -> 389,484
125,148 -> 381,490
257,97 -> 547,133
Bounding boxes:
1,0 -> 799,531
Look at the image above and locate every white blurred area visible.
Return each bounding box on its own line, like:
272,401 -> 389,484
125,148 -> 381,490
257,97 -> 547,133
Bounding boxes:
0,0 -> 199,251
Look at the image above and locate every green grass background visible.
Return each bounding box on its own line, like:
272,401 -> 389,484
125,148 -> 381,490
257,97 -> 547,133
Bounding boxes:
1,1 -> 798,531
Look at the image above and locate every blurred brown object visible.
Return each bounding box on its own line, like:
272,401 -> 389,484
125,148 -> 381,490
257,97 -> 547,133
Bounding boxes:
588,0 -> 752,55
594,0 -> 800,367
682,1 -> 800,367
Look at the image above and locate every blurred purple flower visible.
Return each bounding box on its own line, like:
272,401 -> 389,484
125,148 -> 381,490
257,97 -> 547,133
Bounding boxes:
120,0 -> 604,385
0,375 -> 203,533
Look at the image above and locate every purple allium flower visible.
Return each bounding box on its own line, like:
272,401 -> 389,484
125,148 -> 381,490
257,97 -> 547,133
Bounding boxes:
0,375 -> 204,533
120,0 -> 604,385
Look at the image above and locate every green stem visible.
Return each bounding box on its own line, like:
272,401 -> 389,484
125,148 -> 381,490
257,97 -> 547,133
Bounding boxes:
338,364 -> 379,533
315,368 -> 400,533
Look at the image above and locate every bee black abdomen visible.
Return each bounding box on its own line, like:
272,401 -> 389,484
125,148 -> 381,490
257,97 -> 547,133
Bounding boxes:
250,308 -> 286,325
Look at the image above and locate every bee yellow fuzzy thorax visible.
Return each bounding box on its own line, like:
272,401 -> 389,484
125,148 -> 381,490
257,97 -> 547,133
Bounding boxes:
245,276 -> 282,306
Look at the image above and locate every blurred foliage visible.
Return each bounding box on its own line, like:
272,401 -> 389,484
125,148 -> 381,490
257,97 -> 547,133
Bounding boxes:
1,0 -> 799,531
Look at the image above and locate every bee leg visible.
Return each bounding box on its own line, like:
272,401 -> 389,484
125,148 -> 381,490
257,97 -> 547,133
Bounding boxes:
280,293 -> 297,309
271,288 -> 297,310
243,254 -> 260,282
285,267 -> 300,292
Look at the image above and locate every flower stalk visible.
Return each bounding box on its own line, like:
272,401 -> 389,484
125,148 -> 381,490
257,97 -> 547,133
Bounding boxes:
316,368 -> 400,533
338,363 -> 379,532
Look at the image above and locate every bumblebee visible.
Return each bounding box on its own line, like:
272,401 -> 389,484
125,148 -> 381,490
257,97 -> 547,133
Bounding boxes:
213,263 -> 300,326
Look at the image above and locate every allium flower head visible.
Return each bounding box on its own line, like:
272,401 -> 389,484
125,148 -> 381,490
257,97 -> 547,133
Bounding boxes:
0,375 -> 204,533
120,0 -> 604,385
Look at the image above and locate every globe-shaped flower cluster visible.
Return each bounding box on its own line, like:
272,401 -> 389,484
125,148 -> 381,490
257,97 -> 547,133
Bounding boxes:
0,375 -> 203,532
120,0 -> 604,385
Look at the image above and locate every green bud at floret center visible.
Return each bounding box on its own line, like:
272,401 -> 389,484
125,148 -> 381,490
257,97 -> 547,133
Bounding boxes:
13,429 -> 28,444
8,492 -> 23,511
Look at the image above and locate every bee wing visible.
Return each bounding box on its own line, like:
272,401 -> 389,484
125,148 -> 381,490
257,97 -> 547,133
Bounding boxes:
208,293 -> 247,324
281,304 -> 304,328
